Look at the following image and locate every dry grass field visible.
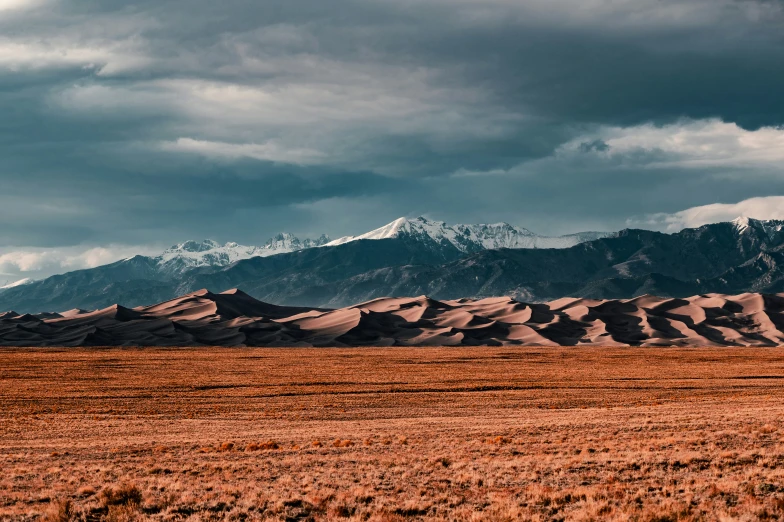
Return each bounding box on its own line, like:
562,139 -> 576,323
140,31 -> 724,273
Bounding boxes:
2,347 -> 784,521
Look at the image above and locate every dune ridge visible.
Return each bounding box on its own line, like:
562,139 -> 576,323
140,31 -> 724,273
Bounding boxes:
2,289 -> 784,347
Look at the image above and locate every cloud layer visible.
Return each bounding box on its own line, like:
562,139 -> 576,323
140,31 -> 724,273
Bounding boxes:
1,0 -> 783,279
629,196 -> 784,232
0,244 -> 160,282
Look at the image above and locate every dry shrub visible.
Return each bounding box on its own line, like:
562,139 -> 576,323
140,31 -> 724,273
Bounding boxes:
76,485 -> 96,497
279,498 -> 316,520
247,440 -> 279,450
100,483 -> 143,507
312,440 -> 323,447
42,499 -> 74,522
398,436 -> 408,445
486,436 -> 512,445
328,502 -> 356,518
393,500 -> 432,517
369,513 -> 406,522
219,442 -> 234,452
436,457 -> 451,468
309,491 -> 336,510
760,424 -> 777,434
106,504 -> 141,522
472,495 -> 523,522
99,484 -> 143,522
644,515 -> 678,522
333,439 -> 354,448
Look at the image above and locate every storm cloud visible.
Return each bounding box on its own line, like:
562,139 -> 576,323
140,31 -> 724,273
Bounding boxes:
1,0 -> 784,279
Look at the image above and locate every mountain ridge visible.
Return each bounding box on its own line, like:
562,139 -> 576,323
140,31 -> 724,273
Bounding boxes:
153,233 -> 333,276
40,216 -> 603,283
2,218 -> 784,314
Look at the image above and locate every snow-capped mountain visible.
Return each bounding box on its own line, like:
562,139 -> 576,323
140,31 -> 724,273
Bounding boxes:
325,217 -> 611,252
732,217 -> 784,238
7,217 -> 784,313
155,234 -> 331,273
154,217 -> 607,275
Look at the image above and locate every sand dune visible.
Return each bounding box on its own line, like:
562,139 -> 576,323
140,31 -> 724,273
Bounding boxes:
2,289 -> 784,346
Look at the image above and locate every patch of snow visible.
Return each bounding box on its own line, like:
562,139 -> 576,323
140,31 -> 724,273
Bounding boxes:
327,218 -> 411,245
732,216 -> 751,233
156,234 -> 331,271
0,278 -> 33,290
732,216 -> 784,238
325,217 -> 610,252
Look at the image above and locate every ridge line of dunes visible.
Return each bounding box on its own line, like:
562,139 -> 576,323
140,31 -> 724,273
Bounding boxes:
1,289 -> 784,347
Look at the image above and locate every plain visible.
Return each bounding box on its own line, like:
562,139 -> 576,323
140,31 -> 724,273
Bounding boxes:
2,347 -> 784,521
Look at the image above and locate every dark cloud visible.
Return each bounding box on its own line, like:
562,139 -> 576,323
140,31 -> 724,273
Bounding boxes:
0,145 -> 400,246
0,0 -> 783,266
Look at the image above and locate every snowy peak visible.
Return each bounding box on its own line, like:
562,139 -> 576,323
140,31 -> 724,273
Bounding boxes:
325,216 -> 609,252
302,234 -> 331,248
173,239 -> 222,253
325,216 -> 485,248
155,232 -> 333,272
326,217 -> 413,245
454,222 -> 537,250
732,217 -> 784,238
264,232 -> 301,251
732,216 -> 751,232
263,233 -> 331,251
157,240 -> 262,268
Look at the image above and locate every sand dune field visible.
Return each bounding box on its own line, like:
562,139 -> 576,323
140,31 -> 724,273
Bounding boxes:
4,289 -> 784,347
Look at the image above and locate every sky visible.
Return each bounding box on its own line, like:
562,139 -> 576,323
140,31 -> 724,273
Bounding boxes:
1,0 -> 784,282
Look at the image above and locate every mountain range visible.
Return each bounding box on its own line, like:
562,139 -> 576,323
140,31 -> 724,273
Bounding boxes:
0,217 -> 608,312
2,216 -> 784,314
3,288 -> 784,347
148,216 -> 610,276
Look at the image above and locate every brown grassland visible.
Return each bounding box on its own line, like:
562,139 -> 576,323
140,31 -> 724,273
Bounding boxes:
2,347 -> 784,521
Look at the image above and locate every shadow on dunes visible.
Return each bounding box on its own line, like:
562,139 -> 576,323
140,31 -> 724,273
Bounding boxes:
2,289 -> 784,347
